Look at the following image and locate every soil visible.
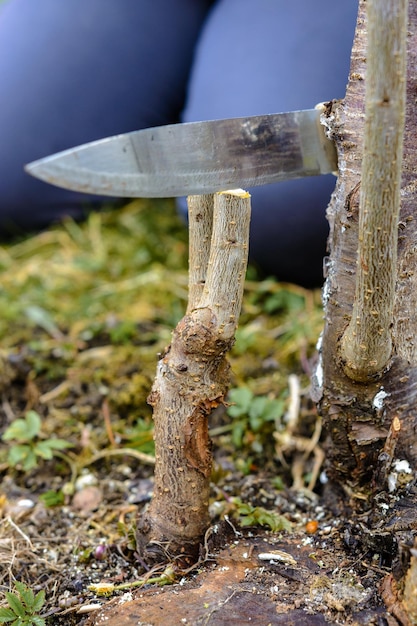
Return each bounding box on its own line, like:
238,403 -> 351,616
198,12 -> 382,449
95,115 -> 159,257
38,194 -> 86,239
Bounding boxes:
0,374 -> 405,625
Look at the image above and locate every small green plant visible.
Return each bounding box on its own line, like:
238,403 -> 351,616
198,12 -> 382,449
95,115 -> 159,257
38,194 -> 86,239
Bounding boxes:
231,497 -> 292,532
39,489 -> 65,507
2,410 -> 72,471
227,387 -> 286,451
0,581 -> 45,626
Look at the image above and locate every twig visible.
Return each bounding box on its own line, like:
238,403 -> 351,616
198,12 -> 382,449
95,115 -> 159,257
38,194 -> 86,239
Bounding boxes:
187,194 -> 214,313
84,447 -> 155,466
101,399 -> 116,447
4,517 -> 34,550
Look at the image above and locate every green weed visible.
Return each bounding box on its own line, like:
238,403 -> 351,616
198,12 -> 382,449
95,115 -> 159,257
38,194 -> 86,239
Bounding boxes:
231,497 -> 291,532
2,410 -> 72,471
0,581 -> 45,626
226,387 -> 286,451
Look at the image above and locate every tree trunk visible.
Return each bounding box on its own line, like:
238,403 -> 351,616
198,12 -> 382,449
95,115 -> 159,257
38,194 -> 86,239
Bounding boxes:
137,190 -> 251,566
313,0 -> 417,515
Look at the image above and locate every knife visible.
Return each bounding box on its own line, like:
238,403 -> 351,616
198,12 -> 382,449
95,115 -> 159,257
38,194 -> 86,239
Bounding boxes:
25,107 -> 337,198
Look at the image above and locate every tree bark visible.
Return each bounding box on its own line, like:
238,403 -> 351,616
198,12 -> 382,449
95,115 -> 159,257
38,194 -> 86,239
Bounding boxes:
137,190 -> 251,565
313,0 -> 417,496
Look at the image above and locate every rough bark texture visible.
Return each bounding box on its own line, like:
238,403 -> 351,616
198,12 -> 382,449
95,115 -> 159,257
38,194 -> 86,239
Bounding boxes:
137,190 -> 251,565
340,0 -> 407,382
313,0 -> 417,496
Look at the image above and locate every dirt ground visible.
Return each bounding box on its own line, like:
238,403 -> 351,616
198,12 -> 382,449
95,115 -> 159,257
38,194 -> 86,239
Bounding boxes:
0,447 -> 407,625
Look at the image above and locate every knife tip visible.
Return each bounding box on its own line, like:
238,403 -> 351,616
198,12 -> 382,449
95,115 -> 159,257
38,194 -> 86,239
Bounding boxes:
25,157 -> 56,185
25,159 -> 41,178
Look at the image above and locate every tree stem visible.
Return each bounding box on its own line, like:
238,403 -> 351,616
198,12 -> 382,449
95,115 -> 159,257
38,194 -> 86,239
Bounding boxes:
137,190 -> 251,565
341,0 -> 408,382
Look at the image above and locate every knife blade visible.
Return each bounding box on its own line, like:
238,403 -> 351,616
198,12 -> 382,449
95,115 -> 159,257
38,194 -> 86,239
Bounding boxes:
25,107 -> 337,198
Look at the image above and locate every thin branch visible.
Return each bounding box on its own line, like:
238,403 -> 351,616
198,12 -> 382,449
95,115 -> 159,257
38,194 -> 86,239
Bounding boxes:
196,189 -> 251,340
187,194 -> 214,313
341,0 -> 408,381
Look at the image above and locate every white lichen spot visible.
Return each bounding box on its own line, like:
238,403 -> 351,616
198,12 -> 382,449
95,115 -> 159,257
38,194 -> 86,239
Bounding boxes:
301,536 -> 314,546
387,472 -> 397,493
314,335 -> 323,386
311,333 -> 324,402
118,592 -> 133,604
372,388 -> 389,411
315,358 -> 323,389
322,279 -> 331,306
393,459 -> 412,474
388,459 -> 413,492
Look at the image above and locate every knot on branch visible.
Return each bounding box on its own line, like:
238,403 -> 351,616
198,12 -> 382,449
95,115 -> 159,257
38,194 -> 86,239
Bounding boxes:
175,308 -> 231,357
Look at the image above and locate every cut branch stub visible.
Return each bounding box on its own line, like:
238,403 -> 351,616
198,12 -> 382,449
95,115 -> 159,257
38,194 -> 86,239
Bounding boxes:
136,189 -> 251,565
340,0 -> 408,382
